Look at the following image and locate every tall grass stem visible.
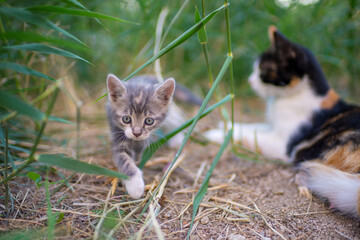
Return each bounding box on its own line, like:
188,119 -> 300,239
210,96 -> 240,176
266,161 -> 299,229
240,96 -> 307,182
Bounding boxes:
224,0 -> 235,141
3,123 -> 9,217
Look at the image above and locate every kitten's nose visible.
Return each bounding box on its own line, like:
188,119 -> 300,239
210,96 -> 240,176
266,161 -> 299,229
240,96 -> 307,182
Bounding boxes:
133,127 -> 142,137
133,132 -> 141,137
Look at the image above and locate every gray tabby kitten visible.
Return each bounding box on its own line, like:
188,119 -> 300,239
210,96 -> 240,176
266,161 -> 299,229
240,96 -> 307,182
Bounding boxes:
106,74 -> 175,198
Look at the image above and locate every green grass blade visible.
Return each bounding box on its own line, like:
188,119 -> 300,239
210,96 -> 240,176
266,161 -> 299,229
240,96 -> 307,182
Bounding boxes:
186,129 -> 233,239
61,0 -> 108,30
0,89 -> 43,121
45,19 -> 87,46
0,89 -> 73,124
48,116 -> 74,125
27,5 -> 138,25
94,3 -> 227,103
169,55 -> 232,163
0,112 -> 17,123
122,4 -> 226,81
38,154 -> 128,179
0,32 -> 89,53
45,173 -> 55,240
3,44 -> 91,65
139,94 -> 232,169
0,62 -> 55,81
0,7 -> 86,46
194,6 -> 207,44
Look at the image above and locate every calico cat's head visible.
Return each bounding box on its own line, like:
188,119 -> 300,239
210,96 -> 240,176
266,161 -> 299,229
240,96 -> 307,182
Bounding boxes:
249,25 -> 329,98
107,74 -> 175,141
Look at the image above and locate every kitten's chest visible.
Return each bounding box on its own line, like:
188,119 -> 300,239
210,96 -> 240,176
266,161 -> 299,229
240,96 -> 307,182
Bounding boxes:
268,91 -> 323,138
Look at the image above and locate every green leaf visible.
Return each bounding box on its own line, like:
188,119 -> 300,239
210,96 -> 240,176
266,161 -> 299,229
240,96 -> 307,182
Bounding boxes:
0,111 -> 17,123
194,6 -> 207,44
94,3 -> 227,102
0,89 -> 44,121
38,154 -> 128,180
60,0 -> 109,30
139,94 -> 232,169
56,212 -> 65,223
48,116 -> 74,125
0,89 -> 73,124
0,32 -> 89,54
0,62 -> 55,81
27,5 -> 138,25
27,171 -> 42,186
3,44 -> 91,65
187,129 -> 233,239
0,7 -> 86,46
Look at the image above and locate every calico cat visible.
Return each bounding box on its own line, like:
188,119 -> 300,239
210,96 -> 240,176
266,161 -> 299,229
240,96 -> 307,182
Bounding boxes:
205,26 -> 360,218
106,74 -> 175,199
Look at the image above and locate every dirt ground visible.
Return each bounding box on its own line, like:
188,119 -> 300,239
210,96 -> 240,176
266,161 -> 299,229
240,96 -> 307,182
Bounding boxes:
1,98 -> 359,239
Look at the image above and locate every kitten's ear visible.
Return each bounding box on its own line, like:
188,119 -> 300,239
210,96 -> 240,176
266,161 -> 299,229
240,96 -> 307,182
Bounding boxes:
268,26 -> 296,58
107,74 -> 126,103
154,78 -> 175,105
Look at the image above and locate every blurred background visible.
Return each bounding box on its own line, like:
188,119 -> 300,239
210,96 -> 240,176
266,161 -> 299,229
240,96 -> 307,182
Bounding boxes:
58,0 -> 360,99
1,0 -> 360,104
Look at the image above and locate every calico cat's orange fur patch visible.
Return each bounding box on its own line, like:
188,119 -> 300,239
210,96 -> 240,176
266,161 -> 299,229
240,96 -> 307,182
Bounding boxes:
321,89 -> 339,109
324,143 -> 360,173
289,77 -> 300,88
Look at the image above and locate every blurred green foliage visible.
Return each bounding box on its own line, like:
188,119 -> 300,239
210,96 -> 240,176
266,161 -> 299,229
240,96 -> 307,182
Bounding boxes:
52,0 -> 359,97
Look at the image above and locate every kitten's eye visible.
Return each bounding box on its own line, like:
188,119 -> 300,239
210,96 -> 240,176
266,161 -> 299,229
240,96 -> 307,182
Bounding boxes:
122,116 -> 131,124
144,117 -> 154,126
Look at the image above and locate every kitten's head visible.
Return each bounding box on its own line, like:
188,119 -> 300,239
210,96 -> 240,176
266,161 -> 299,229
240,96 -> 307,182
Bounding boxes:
107,74 -> 175,141
249,26 -> 329,98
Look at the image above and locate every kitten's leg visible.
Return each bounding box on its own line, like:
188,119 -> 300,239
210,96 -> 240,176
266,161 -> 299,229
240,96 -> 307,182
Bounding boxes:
113,147 -> 145,199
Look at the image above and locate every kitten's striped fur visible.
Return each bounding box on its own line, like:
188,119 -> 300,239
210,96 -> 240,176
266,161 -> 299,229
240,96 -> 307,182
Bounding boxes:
205,26 -> 360,218
107,74 -> 175,198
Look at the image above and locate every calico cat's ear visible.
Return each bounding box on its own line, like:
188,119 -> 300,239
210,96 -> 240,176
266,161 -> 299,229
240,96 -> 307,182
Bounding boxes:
154,78 -> 175,105
268,25 -> 277,44
107,74 -> 127,103
268,25 -> 296,58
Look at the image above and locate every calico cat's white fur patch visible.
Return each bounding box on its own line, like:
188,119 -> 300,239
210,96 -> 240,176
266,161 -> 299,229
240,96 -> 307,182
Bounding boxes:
298,161 -> 360,217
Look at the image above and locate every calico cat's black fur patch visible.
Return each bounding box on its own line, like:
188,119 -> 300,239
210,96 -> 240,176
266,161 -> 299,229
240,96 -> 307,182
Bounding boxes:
259,31 -> 329,96
288,100 -> 360,165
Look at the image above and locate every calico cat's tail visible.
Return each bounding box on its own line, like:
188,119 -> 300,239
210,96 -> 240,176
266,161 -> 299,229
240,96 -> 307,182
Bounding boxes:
298,161 -> 360,218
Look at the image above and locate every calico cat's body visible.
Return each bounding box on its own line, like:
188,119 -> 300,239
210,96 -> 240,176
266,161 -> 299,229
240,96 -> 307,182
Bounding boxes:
205,26 -> 360,217
107,74 -> 175,198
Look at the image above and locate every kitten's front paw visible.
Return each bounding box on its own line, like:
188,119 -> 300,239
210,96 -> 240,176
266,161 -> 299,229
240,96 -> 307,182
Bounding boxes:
124,170 -> 145,199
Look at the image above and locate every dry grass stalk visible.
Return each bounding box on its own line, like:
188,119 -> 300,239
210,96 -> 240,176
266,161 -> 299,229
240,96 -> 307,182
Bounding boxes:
251,200 -> 288,240
174,173 -> 236,194
93,187 -> 112,240
211,196 -> 255,212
